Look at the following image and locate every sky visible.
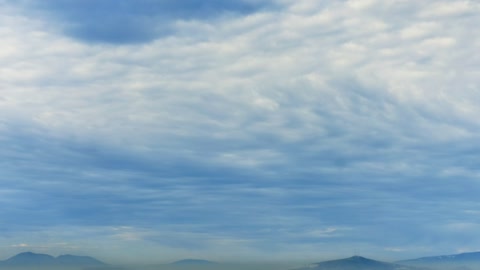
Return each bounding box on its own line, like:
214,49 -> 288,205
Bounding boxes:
0,0 -> 479,265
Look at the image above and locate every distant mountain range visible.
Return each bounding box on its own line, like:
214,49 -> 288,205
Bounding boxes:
5,251 -> 480,270
0,252 -> 106,268
293,252 -> 480,270
295,256 -> 421,270
398,251 -> 480,264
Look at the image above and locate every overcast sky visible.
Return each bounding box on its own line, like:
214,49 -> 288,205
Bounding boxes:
0,0 -> 479,265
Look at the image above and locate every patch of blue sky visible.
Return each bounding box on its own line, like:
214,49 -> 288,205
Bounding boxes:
18,0 -> 275,44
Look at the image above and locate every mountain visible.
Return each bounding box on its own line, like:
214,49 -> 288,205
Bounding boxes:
398,251 -> 480,269
295,256 -> 419,270
171,259 -> 216,265
0,252 -> 106,268
400,252 -> 480,263
2,252 -> 56,266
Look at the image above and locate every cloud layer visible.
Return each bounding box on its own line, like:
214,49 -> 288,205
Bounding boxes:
1,0 -> 479,264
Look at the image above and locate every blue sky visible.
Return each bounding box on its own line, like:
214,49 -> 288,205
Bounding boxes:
0,0 -> 479,265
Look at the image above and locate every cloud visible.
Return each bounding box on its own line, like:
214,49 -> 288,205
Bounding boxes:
10,244 -> 30,248
0,0 -> 479,263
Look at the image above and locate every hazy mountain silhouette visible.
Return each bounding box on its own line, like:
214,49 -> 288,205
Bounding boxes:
399,252 -> 480,264
295,256 -> 419,270
2,252 -> 56,265
398,251 -> 480,269
0,252 -> 106,267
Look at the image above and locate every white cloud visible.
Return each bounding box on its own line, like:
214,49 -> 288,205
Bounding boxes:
419,1 -> 476,17
0,0 -> 479,263
10,243 -> 30,248
347,0 -> 378,10
384,247 -> 406,252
